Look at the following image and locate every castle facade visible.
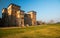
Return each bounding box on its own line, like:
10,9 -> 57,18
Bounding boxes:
2,3 -> 36,27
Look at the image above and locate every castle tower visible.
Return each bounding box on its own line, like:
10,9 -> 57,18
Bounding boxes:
16,10 -> 21,26
2,8 -> 8,26
7,3 -> 20,26
16,10 -> 25,27
27,11 -> 36,26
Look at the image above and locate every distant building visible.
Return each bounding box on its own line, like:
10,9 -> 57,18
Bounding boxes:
2,3 -> 36,27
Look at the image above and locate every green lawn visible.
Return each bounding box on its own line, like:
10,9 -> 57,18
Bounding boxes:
0,24 -> 60,38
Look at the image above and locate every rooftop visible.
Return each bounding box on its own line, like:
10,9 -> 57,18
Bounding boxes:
8,3 -> 21,8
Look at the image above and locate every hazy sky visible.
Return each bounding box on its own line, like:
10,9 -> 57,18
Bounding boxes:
0,0 -> 60,22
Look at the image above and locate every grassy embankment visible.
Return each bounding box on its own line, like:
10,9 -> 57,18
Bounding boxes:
0,24 -> 60,38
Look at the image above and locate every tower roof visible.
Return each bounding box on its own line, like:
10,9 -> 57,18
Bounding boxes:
20,10 -> 25,12
8,3 -> 21,8
2,8 -> 7,11
28,11 -> 36,13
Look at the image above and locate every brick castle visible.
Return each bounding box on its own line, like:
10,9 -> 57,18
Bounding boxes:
2,3 -> 36,27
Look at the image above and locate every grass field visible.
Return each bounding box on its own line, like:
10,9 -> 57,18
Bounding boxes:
0,24 -> 60,38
